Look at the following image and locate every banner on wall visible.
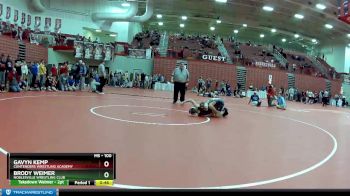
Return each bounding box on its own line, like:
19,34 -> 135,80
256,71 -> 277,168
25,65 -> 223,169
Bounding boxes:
74,41 -> 84,59
84,43 -> 93,59
6,6 -> 10,20
0,4 -> 3,18
34,16 -> 41,32
27,15 -> 31,27
268,75 -> 273,85
255,62 -> 276,68
21,12 -> 25,25
14,9 -> 18,23
55,18 -> 61,33
44,17 -> 51,32
201,55 -> 226,62
94,44 -> 103,60
104,45 -> 113,61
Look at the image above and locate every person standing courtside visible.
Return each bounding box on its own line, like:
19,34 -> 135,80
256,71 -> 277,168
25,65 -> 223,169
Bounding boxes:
171,63 -> 189,104
97,61 -> 106,94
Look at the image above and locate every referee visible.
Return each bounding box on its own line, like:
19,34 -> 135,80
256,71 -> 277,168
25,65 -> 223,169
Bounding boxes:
171,63 -> 190,104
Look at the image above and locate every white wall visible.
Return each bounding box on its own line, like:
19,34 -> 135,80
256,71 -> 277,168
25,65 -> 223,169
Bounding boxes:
321,45 -> 347,73
345,46 -> 350,74
128,22 -> 142,43
47,48 -> 76,65
106,56 -> 153,75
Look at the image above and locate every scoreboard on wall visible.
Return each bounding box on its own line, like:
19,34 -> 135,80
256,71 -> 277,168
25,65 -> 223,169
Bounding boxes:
7,153 -> 116,187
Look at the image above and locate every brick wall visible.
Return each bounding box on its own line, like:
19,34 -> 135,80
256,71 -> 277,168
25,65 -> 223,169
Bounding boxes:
246,67 -> 288,90
331,80 -> 342,96
154,58 -> 237,88
154,57 -> 342,94
25,43 -> 48,63
0,36 -> 19,59
0,36 -> 48,63
295,74 -> 326,92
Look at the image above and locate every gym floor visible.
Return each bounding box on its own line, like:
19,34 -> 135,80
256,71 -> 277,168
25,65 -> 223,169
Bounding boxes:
0,88 -> 349,189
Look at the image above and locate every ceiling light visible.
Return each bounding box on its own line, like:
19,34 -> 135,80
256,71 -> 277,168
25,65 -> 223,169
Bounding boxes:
234,30 -> 239,34
312,39 -> 317,43
347,34 -> 350,38
282,38 -> 286,42
158,22 -> 164,26
215,0 -> 227,3
180,24 -> 185,28
121,2 -> 130,7
271,28 -> 276,33
316,3 -> 326,10
243,24 -> 247,27
263,6 -> 274,12
95,29 -> 102,32
156,14 -> 162,19
260,34 -> 265,38
294,14 -> 304,19
294,34 -> 300,38
110,34 -> 117,37
210,26 -> 215,31
325,24 -> 333,29
216,20 -> 222,24
182,16 -> 187,20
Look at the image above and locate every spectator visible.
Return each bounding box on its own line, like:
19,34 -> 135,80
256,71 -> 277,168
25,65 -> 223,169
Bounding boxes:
97,61 -> 107,94
39,60 -> 47,90
30,62 -> 39,90
0,54 -> 6,92
248,91 -> 262,107
267,85 -> 276,107
67,75 -> 76,91
79,62 -> 87,90
140,72 -> 145,89
21,61 -> 29,83
90,74 -> 100,93
59,63 -> 69,91
45,73 -> 58,91
51,64 -> 58,80
276,93 -> 287,110
8,68 -> 21,92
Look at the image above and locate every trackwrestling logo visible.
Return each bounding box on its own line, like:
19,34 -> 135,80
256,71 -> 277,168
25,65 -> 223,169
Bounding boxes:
1,189 -> 57,196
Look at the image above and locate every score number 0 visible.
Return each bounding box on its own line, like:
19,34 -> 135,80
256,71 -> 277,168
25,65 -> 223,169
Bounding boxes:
104,161 -> 110,178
